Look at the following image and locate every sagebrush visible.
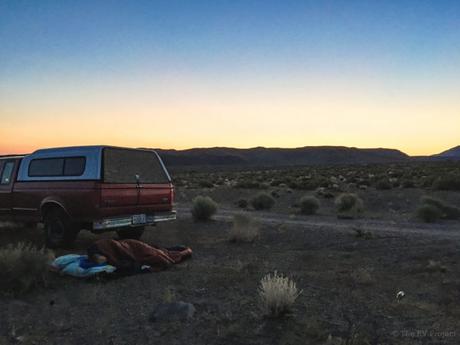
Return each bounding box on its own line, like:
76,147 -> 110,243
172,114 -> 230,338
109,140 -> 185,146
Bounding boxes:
299,195 -> 320,215
335,193 -> 363,218
229,213 -> 260,242
251,192 -> 275,210
191,196 -> 218,221
416,204 -> 442,223
420,196 -> 460,220
259,271 -> 302,317
0,242 -> 54,295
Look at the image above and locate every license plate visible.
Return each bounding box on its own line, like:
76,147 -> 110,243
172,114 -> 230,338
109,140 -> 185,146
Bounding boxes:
132,214 -> 147,225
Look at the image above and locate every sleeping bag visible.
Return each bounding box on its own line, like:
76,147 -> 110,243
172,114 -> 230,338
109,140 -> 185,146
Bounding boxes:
87,239 -> 192,273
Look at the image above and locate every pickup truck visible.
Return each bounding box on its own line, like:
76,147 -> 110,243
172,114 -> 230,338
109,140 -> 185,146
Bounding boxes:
0,146 -> 176,248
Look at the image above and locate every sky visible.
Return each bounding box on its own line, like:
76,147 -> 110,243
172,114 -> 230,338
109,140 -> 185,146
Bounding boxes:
1,0 -> 459,155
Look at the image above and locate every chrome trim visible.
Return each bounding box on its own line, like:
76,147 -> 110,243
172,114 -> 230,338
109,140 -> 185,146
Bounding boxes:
93,211 -> 176,230
12,207 -> 38,211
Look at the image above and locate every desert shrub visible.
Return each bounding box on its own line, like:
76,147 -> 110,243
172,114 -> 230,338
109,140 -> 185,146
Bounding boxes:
0,243 -> 54,295
251,192 -> 275,210
270,179 -> 284,187
420,175 -> 436,188
270,190 -> 280,198
375,179 -> 392,190
416,204 -> 442,223
235,180 -> 261,189
426,260 -> 447,273
237,198 -> 248,208
315,187 -> 335,199
229,214 -> 260,242
259,271 -> 302,317
420,196 -> 460,220
401,179 -> 415,188
198,180 -> 214,188
259,182 -> 270,189
432,174 -> 460,191
335,193 -> 363,218
191,196 -> 218,221
353,228 -> 374,239
299,196 -> 320,215
351,268 -> 374,285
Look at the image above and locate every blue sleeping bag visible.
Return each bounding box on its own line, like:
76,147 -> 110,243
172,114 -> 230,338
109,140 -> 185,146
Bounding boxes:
51,254 -> 116,278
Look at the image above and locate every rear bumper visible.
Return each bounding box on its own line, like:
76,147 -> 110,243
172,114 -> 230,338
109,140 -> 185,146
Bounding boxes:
92,210 -> 176,231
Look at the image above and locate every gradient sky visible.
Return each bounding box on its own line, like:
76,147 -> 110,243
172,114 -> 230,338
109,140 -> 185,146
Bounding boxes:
1,0 -> 459,155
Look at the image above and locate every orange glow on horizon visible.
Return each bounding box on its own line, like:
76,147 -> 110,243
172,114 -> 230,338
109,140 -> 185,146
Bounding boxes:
1,72 -> 459,157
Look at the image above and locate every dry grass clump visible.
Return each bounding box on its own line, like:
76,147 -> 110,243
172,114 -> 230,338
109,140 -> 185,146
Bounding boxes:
191,196 -> 218,221
426,260 -> 447,273
432,173 -> 460,191
375,179 -> 392,190
416,204 -> 442,223
335,193 -> 363,219
236,198 -> 248,209
251,192 -> 275,210
420,196 -> 460,220
259,271 -> 302,317
351,268 -> 374,285
0,221 -> 21,229
299,195 -> 320,215
0,242 -> 54,295
229,213 -> 260,243
416,196 -> 460,223
353,227 -> 374,240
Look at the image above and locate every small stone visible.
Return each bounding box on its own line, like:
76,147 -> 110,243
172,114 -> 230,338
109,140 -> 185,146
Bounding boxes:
149,302 -> 195,322
396,291 -> 405,301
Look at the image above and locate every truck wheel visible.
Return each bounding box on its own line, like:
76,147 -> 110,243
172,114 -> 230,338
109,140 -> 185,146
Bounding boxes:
117,226 -> 145,240
44,209 -> 79,248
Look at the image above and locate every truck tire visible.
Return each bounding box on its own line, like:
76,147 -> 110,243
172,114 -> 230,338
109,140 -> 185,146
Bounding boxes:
117,226 -> 145,240
44,208 -> 79,248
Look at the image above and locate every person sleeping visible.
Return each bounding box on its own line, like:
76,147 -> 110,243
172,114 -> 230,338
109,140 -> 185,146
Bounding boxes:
86,239 -> 192,275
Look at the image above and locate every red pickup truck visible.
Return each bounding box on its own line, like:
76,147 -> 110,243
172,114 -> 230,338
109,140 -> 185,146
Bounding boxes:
0,146 -> 176,247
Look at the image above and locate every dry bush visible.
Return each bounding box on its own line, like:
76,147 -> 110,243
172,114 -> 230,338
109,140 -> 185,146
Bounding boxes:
0,221 -> 20,229
229,213 -> 260,243
432,174 -> 460,191
0,242 -> 54,295
416,204 -> 442,223
351,268 -> 374,285
353,227 -> 374,240
237,198 -> 248,208
251,192 -> 275,210
191,196 -> 218,221
375,179 -> 392,190
335,193 -> 363,219
426,260 -> 447,273
299,195 -> 320,215
259,271 -> 302,317
420,196 -> 460,220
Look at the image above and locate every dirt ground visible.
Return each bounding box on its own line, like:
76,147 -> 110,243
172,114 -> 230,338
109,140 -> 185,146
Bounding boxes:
1,185 -> 460,345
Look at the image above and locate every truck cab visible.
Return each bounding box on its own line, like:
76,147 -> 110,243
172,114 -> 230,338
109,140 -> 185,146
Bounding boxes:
0,156 -> 23,218
0,146 -> 176,248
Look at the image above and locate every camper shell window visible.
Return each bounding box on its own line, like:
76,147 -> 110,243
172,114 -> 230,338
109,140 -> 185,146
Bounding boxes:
28,157 -> 86,177
103,148 -> 169,184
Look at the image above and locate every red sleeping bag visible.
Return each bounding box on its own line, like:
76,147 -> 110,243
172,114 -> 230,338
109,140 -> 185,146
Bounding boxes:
89,239 -> 192,272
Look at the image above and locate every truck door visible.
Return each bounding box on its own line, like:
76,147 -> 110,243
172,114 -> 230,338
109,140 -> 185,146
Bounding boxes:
0,160 -> 16,217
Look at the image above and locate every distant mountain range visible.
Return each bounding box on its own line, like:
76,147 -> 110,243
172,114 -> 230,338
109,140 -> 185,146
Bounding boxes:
437,146 -> 460,158
149,145 -> 459,168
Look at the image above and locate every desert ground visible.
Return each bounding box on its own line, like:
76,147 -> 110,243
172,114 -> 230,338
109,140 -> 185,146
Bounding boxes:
1,162 -> 460,345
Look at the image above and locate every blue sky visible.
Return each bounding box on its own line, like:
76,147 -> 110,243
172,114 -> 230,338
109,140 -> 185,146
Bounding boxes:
1,0 -> 459,154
